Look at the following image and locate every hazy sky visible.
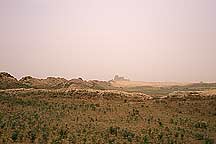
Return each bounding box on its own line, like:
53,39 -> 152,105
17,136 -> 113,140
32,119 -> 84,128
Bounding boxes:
0,0 -> 216,82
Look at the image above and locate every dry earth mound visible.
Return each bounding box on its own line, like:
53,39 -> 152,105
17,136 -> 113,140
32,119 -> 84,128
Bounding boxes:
64,79 -> 116,90
1,72 -> 116,90
0,72 -> 29,89
88,80 -> 116,90
19,76 -> 67,89
64,78 -> 92,89
166,90 -> 216,100
0,88 -> 152,102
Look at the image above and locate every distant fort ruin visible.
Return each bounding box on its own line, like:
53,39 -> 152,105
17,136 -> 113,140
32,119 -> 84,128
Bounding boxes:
113,75 -> 130,81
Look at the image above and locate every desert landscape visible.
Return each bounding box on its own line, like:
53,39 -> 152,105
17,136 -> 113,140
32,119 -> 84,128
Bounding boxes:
1,0 -> 216,143
0,72 -> 215,144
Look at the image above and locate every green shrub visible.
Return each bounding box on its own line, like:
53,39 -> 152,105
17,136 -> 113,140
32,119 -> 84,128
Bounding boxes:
108,138 -> 115,144
59,128 -> 68,140
121,129 -> 135,142
194,121 -> 208,129
28,129 -> 37,143
194,133 -> 204,140
109,126 -> 119,136
205,138 -> 214,144
143,135 -> 149,144
11,130 -> 19,142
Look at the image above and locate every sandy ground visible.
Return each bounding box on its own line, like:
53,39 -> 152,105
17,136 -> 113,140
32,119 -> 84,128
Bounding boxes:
111,80 -> 190,87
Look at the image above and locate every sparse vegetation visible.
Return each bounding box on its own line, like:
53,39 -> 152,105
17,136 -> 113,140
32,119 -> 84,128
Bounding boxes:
0,72 -> 216,143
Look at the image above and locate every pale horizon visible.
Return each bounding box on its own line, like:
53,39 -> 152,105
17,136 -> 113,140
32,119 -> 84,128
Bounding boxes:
1,0 -> 216,82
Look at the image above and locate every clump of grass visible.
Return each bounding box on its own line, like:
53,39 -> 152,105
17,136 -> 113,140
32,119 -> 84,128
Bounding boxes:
143,135 -> 149,144
121,128 -> 135,142
194,133 -> 204,140
194,121 -> 208,129
11,130 -> 19,142
28,129 -> 37,143
158,118 -> 163,128
204,138 -> 214,144
109,126 -> 119,136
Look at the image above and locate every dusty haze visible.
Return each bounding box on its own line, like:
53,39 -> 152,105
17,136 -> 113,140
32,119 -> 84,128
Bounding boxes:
0,0 -> 216,82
